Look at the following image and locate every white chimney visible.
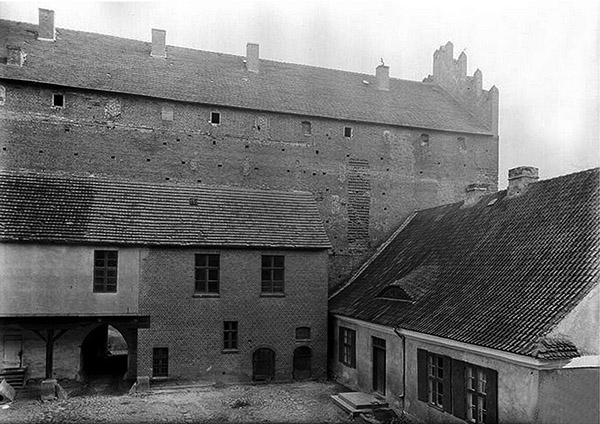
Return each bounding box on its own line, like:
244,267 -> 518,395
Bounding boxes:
151,29 -> 166,58
507,166 -> 539,197
376,64 -> 389,91
38,9 -> 55,41
246,43 -> 259,73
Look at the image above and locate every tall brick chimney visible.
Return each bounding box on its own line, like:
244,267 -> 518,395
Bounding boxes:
376,64 -> 389,91
507,166 -> 539,197
151,29 -> 166,58
463,183 -> 489,207
38,8 -> 55,41
246,43 -> 259,73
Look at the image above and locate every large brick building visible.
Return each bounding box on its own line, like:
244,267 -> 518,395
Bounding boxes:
0,170 -> 330,383
0,9 -> 499,290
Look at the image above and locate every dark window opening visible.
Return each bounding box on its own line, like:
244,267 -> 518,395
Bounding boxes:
53,94 -> 64,108
93,250 -> 118,293
458,136 -> 467,150
210,112 -> 221,124
261,255 -> 284,293
344,126 -> 353,138
377,286 -> 412,302
296,327 -> 311,340
421,133 -> 430,146
152,347 -> 168,378
195,254 -> 220,294
338,326 -> 356,368
302,121 -> 312,136
223,321 -> 238,351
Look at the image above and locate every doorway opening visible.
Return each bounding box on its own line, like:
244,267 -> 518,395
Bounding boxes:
293,346 -> 312,380
372,337 -> 386,395
80,324 -> 128,379
252,348 -> 275,382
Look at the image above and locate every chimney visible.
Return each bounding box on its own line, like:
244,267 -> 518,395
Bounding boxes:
507,166 -> 539,197
463,183 -> 490,207
246,43 -> 259,73
151,29 -> 166,58
375,64 -> 389,91
6,45 -> 24,67
38,8 -> 55,41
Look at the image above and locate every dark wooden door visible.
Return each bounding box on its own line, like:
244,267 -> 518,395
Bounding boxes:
372,337 -> 386,395
252,348 -> 275,381
293,347 -> 311,380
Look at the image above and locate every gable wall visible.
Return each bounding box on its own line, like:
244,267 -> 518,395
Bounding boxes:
0,79 -> 498,289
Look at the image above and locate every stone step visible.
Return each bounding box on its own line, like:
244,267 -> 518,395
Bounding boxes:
338,391 -> 388,409
331,394 -> 363,417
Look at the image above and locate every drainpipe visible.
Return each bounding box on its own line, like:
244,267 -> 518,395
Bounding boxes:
393,327 -> 406,410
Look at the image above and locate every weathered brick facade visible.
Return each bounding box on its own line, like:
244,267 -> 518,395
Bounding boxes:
138,248 -> 329,381
0,79 -> 498,289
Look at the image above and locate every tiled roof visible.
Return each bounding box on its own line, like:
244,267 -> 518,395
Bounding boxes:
0,19 -> 491,135
330,168 -> 600,358
0,170 -> 331,249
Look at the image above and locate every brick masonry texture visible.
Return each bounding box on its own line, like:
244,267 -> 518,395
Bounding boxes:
137,247 -> 329,381
0,80 -> 498,289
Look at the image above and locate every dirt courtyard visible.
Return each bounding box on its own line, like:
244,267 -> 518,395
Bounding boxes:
0,379 -> 355,423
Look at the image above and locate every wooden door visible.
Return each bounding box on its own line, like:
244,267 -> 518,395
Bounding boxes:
372,337 -> 386,395
293,347 -> 312,380
252,348 -> 275,381
3,335 -> 23,368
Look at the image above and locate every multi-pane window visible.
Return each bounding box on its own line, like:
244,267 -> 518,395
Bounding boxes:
223,321 -> 238,350
261,255 -> 284,293
195,254 -> 220,294
152,347 -> 168,377
427,353 -> 445,408
466,366 -> 488,424
417,349 -> 497,424
296,327 -> 311,341
338,326 -> 356,368
93,250 -> 118,293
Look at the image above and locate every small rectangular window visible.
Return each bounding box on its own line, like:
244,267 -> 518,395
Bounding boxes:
152,347 -> 168,377
195,254 -> 220,294
421,133 -> 430,146
344,126 -> 353,138
162,105 -> 174,121
210,112 -> 221,125
338,326 -> 356,368
261,255 -> 284,294
302,121 -> 312,136
52,94 -> 64,108
93,250 -> 118,293
458,136 -> 467,150
223,321 -> 238,351
296,327 -> 311,340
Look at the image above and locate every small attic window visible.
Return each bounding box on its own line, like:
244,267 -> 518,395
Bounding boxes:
458,136 -> 466,150
302,121 -> 312,136
344,126 -> 353,138
210,112 -> 221,125
420,133 -> 429,146
52,94 -> 64,108
189,198 -> 198,206
377,286 -> 412,302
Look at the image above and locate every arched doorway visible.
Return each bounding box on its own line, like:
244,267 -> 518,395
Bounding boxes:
80,324 -> 128,379
252,348 -> 275,381
293,346 -> 312,380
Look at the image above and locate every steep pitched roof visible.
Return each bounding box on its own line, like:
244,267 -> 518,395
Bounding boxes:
0,19 -> 491,135
0,170 -> 331,249
330,168 -> 600,359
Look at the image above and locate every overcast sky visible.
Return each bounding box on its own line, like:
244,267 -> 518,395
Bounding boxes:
1,0 -> 598,187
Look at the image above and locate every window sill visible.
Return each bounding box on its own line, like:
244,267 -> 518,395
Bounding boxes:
260,293 -> 285,298
295,339 -> 311,343
221,349 -> 239,354
151,376 -> 168,381
192,293 -> 220,298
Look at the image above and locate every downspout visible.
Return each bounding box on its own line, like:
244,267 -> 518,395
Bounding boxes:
393,327 -> 406,410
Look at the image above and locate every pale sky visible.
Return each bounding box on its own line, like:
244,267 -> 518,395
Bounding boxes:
1,0 -> 598,187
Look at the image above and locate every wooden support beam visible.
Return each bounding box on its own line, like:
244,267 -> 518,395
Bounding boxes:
45,329 -> 54,379
32,329 -> 47,343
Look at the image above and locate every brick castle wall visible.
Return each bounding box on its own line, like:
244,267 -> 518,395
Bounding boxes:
0,80 -> 498,289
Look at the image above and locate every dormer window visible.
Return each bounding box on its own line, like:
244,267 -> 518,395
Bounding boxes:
52,94 -> 64,108
344,126 -> 353,138
377,286 -> 412,302
210,112 -> 221,125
